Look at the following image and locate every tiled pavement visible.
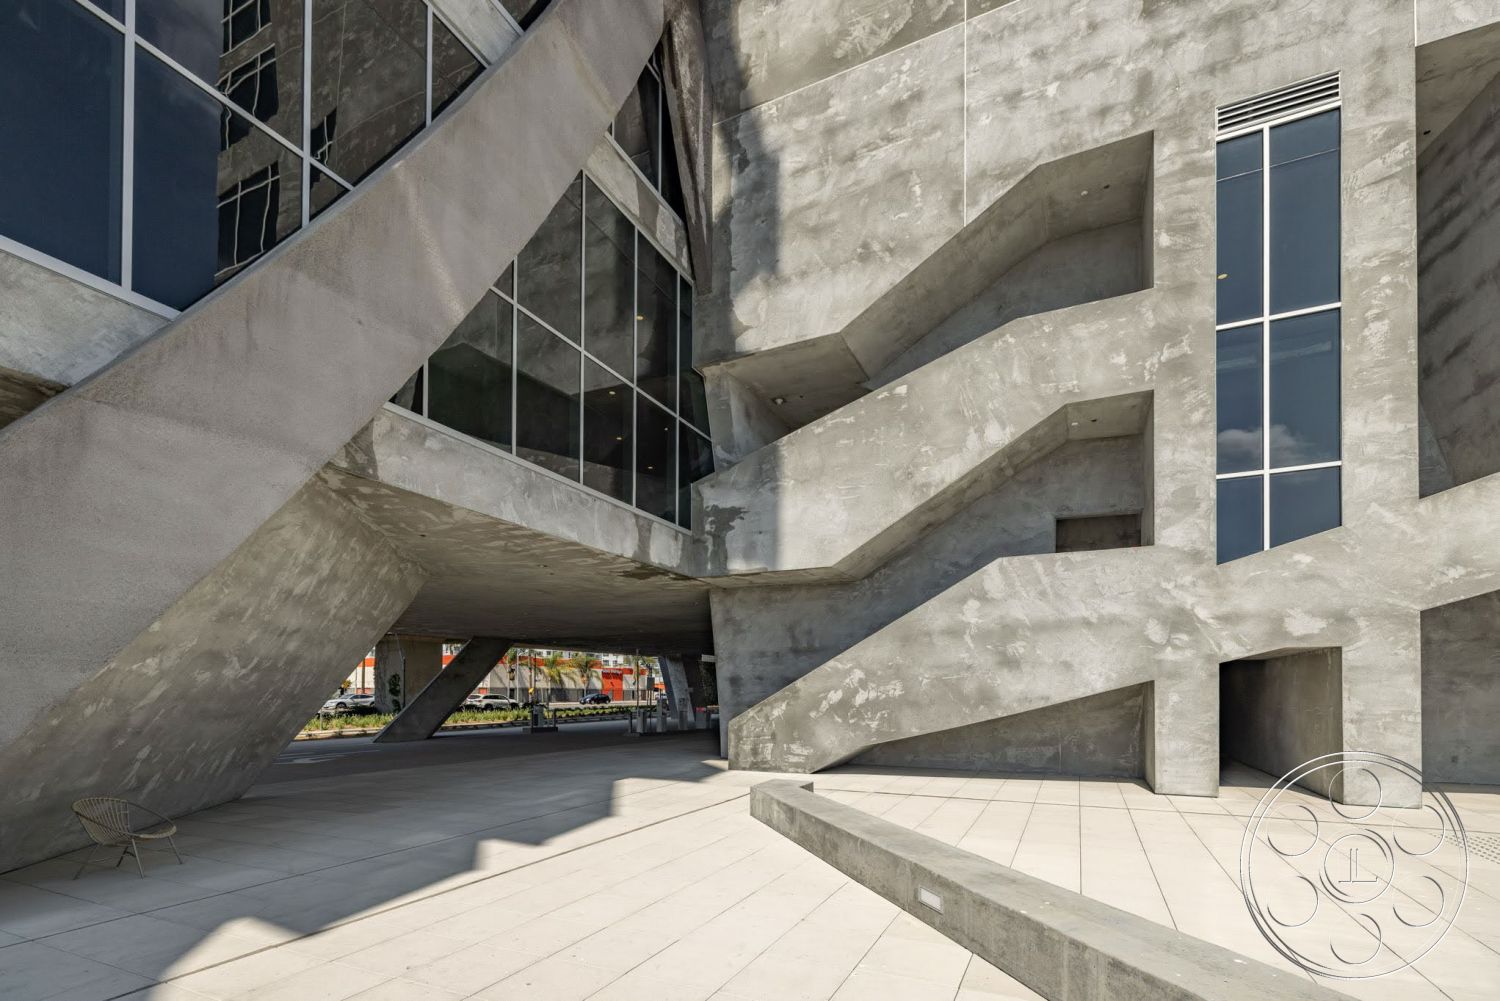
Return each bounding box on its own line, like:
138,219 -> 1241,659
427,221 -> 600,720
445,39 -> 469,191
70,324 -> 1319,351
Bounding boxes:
0,723 -> 1495,1001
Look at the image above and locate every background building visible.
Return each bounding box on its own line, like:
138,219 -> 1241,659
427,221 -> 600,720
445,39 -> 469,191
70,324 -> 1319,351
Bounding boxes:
2,0 -> 1499,871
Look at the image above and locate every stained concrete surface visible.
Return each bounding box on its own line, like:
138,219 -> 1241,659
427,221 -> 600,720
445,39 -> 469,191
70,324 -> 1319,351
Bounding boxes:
852,683 -> 1147,778
1421,592 -> 1500,784
0,480 -> 424,872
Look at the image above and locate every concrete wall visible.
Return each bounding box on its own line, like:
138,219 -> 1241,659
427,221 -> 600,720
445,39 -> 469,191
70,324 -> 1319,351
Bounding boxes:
853,683 -> 1146,778
1421,592 -> 1500,783
0,480 -> 422,871
1220,650 -> 1344,798
871,220 -> 1146,389
704,0 -> 1438,802
712,435 -> 1145,749
1418,65 -> 1500,487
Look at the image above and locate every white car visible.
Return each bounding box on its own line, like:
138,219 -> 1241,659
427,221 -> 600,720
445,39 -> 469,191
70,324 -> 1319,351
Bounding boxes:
322,693 -> 375,712
464,693 -> 519,710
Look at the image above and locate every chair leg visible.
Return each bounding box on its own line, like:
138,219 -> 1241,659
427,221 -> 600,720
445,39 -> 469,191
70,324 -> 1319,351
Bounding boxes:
129,838 -> 145,878
72,845 -> 100,880
114,845 -> 129,869
167,835 -> 184,865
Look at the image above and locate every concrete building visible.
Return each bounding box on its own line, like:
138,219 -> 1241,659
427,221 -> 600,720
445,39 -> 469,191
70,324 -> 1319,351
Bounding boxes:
2,0 -> 1500,874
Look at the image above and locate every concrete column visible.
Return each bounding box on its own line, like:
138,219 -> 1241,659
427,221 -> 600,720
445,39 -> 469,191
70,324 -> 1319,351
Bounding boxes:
1342,611 -> 1423,807
375,637 -> 512,743
372,635 -> 443,713
659,656 -> 694,729
1143,672 -> 1219,797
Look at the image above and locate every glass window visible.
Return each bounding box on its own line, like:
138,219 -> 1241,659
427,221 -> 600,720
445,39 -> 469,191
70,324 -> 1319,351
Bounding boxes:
390,366 -> 423,413
1215,133 -> 1262,326
1269,467 -> 1340,547
583,181 -> 635,378
518,175 -> 583,341
635,396 -> 675,521
636,241 -> 676,405
309,0 -> 427,185
613,68 -> 661,183
1270,112 -> 1339,314
661,102 -> 686,219
582,361 -> 631,502
428,291 -> 513,450
431,16 -> 482,118
223,0 -> 272,53
134,48 -> 302,309
516,313 -> 580,480
678,280 -> 710,432
138,0 -> 304,145
677,427 -> 712,529
1269,310 -> 1340,467
0,1 -> 123,281
1217,476 -> 1262,564
1215,325 -> 1262,474
137,0 -> 225,83
499,0 -> 550,29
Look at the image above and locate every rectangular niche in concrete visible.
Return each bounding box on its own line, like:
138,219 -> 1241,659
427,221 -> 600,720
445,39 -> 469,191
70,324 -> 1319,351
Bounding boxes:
1220,649 -> 1342,797
1055,513 -> 1142,553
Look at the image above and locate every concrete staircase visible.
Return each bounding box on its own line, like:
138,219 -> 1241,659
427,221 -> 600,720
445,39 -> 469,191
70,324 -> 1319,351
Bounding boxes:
0,0 -> 664,872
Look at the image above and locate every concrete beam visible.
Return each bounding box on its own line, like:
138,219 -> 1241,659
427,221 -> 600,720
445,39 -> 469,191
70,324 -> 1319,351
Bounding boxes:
751,780 -> 1346,1001
376,637 -> 512,743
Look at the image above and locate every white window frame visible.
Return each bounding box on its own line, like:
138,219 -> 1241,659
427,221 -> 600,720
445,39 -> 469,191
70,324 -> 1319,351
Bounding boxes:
1214,98 -> 1343,555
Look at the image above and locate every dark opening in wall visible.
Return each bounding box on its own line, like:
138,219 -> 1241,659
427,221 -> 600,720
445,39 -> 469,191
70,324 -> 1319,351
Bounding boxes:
1055,513 -> 1142,553
1220,649 -> 1342,797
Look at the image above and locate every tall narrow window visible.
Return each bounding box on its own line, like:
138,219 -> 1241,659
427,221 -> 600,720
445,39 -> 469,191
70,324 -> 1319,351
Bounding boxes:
1215,95 -> 1341,563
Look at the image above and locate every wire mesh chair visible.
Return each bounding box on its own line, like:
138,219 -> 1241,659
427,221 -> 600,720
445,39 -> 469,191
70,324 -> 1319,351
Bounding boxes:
71,797 -> 183,879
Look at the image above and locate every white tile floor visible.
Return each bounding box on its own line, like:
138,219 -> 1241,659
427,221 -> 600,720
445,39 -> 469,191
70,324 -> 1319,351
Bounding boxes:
0,725 -> 1495,1001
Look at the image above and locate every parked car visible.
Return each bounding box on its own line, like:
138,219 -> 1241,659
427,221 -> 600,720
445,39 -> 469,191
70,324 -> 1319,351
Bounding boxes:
321,693 -> 375,713
464,693 -> 519,710
579,692 -> 612,705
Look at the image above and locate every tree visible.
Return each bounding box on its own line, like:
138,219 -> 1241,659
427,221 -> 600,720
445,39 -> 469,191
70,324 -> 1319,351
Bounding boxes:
571,653 -> 599,696
541,649 -> 566,702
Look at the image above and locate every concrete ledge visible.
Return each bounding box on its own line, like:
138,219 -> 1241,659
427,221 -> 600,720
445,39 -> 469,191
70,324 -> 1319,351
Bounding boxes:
750,780 -> 1345,1001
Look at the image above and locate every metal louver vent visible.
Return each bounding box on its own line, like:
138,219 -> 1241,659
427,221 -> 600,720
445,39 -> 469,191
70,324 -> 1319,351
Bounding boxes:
1217,73 -> 1340,135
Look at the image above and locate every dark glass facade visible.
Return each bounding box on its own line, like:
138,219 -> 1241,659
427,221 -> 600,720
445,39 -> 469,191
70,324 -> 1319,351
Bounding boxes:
1215,107 -> 1341,562
608,42 -> 687,219
0,0 -> 488,311
395,175 -> 712,529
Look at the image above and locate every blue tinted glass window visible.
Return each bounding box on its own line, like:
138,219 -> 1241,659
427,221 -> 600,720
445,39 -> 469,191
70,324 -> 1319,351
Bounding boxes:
1269,310 -> 1340,467
136,0 -> 221,82
134,49 -> 302,309
1269,467 -> 1340,547
1216,325 -> 1262,474
1217,476 -> 1263,564
1270,113 -> 1339,314
1270,110 -> 1338,166
0,1 -> 123,281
